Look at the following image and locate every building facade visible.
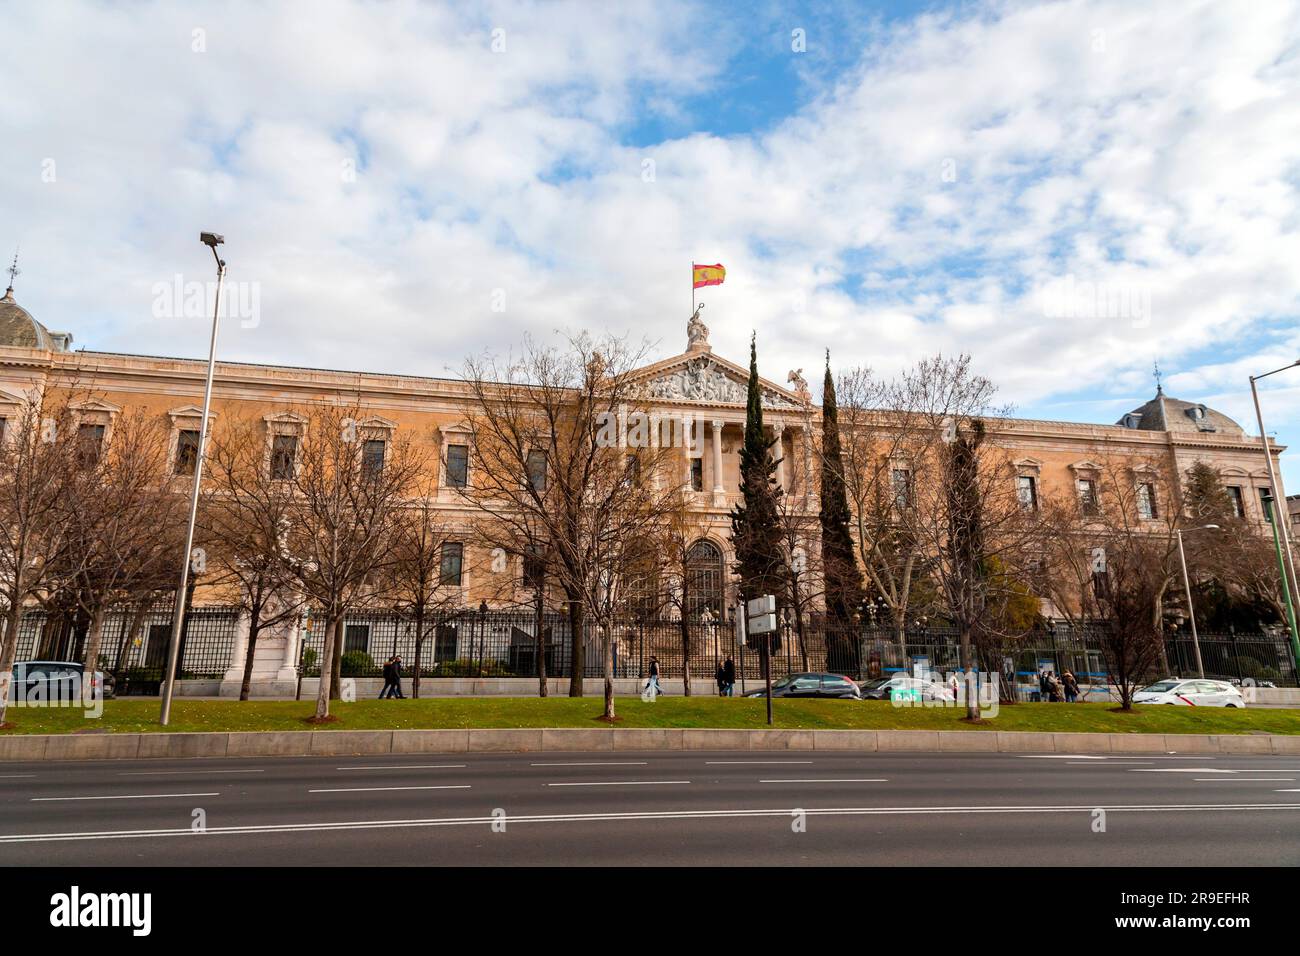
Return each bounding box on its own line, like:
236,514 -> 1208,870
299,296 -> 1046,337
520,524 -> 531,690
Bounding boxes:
0,283 -> 1288,689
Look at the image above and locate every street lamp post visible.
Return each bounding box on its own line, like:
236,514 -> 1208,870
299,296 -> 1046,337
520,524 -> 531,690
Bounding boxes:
1175,524 -> 1219,678
160,233 -> 225,726
1249,360 -> 1300,666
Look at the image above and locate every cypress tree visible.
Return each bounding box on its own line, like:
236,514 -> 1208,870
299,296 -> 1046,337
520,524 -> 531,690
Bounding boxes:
730,334 -> 789,612
818,353 -> 863,647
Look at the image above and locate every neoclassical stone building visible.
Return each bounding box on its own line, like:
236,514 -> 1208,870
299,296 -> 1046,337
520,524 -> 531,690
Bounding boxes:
0,281 -> 1287,687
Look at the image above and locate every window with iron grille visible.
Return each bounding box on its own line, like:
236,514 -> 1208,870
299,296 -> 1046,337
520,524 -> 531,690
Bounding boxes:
523,548 -> 545,592
690,457 -> 703,492
1077,478 -> 1098,516
1228,485 -> 1244,518
1136,482 -> 1158,519
526,449 -> 547,492
446,444 -> 468,488
1016,475 -> 1038,511
891,468 -> 912,510
440,541 -> 464,586
685,540 -> 723,619
434,624 -> 458,661
362,438 -> 386,477
271,434 -> 298,480
78,423 -> 105,467
174,429 -> 200,476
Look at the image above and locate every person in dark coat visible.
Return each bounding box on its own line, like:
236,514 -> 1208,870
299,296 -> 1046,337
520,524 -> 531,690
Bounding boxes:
389,655 -> 405,699
715,663 -> 727,696
379,657 -> 396,699
1062,670 -> 1079,703
723,656 -> 737,697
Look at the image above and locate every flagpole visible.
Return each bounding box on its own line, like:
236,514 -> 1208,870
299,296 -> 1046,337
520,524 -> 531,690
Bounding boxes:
691,261 -> 695,315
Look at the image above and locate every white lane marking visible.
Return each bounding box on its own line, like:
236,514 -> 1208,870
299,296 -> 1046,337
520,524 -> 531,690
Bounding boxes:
119,769 -> 265,776
1019,755 -> 1108,760
5,803 -> 1300,844
759,778 -> 887,784
529,762 -> 647,767
1131,768 -> 1234,774
0,774 -> 37,779
706,760 -> 814,765
31,792 -> 219,802
546,780 -> 690,787
309,785 -> 471,794
335,765 -> 467,771
1194,778 -> 1295,782
1066,761 -> 1154,765
1275,789 -> 1300,792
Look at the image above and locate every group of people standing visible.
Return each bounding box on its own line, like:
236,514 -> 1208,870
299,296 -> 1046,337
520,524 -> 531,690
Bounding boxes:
1039,669 -> 1079,703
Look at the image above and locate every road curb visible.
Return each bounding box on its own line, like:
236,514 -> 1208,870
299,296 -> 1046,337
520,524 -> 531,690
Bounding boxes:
1,727 -> 1298,761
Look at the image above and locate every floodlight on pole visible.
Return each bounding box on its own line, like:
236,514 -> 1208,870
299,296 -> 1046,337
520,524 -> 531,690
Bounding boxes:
160,233 -> 227,726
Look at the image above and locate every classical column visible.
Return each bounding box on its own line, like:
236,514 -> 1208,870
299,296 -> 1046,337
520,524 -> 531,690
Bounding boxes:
775,424 -> 787,490
711,420 -> 724,493
683,417 -> 694,490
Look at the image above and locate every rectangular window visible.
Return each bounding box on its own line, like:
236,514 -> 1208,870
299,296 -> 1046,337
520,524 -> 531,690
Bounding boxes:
0,417 -> 7,442
271,434 -> 298,481
690,457 -> 703,492
446,444 -> 468,488
523,548 -> 545,592
891,468 -> 912,510
526,448 -> 547,492
1259,487 -> 1274,523
343,624 -> 370,654
1016,475 -> 1038,511
1136,482 -> 1158,520
1227,486 -> 1244,519
440,541 -> 464,586
362,438 -> 385,477
77,423 -> 105,467
1077,478 -> 1098,516
174,429 -> 200,476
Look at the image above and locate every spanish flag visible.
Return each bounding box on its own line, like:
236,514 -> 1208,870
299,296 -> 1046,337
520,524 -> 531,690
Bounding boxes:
692,263 -> 726,289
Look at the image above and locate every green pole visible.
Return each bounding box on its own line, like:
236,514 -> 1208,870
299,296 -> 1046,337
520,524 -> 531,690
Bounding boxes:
1265,495 -> 1300,673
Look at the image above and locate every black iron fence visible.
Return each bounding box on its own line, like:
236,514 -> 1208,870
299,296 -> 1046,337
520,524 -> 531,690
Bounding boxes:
15,604 -> 240,692
292,610 -> 1300,688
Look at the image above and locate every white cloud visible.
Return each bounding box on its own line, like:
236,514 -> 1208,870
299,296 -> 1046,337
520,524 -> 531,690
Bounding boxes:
4,0 -> 1300,481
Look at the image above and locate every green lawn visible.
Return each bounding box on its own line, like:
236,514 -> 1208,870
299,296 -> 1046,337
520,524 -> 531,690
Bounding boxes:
3,696 -> 1300,735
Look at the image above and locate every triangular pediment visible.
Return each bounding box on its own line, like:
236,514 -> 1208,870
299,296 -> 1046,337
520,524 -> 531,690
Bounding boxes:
633,349 -> 805,410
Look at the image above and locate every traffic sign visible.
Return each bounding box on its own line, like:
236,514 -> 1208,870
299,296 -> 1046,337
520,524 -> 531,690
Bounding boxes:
748,613 -> 776,635
747,595 -> 775,618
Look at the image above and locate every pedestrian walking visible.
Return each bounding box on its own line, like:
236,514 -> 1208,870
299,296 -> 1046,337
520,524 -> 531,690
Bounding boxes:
648,656 -> 664,697
715,662 -> 727,696
1047,670 -> 1064,703
1062,670 -> 1079,703
723,656 -> 736,697
389,654 -> 405,699
379,656 -> 396,699
1038,669 -> 1050,702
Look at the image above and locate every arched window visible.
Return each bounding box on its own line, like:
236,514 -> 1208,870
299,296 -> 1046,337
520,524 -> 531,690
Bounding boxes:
685,540 -> 724,620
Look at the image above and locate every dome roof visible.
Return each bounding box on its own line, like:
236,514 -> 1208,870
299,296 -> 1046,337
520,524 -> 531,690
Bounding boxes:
0,287 -> 53,349
1117,390 -> 1244,437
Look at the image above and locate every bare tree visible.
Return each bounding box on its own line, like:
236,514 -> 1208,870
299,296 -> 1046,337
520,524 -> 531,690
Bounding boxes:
202,415 -> 306,701
458,332 -> 672,701
280,404 -> 424,721
381,472 -> 464,698
68,409 -> 186,680
0,391 -> 79,724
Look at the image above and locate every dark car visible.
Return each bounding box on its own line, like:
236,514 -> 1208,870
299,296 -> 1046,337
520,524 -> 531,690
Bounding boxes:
744,672 -> 861,699
12,661 -> 115,701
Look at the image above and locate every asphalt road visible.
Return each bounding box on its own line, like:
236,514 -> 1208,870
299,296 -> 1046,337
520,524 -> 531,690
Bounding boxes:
1,749 -> 1299,865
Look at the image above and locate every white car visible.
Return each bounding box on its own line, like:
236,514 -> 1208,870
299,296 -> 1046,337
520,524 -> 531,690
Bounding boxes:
860,675 -> 956,702
1133,678 -> 1246,708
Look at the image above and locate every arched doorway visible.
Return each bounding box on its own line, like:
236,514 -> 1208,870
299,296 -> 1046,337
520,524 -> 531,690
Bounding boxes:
685,540 -> 724,620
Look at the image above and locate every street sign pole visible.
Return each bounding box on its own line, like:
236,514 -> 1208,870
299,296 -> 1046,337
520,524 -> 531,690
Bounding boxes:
747,595 -> 777,726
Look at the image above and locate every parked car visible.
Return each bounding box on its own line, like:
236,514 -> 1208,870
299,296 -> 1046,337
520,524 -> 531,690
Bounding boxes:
860,675 -> 956,702
12,661 -> 115,701
1133,678 -> 1245,707
743,672 -> 862,699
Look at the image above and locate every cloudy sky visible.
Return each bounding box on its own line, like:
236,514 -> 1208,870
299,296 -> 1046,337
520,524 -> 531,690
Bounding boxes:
5,0 -> 1300,483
